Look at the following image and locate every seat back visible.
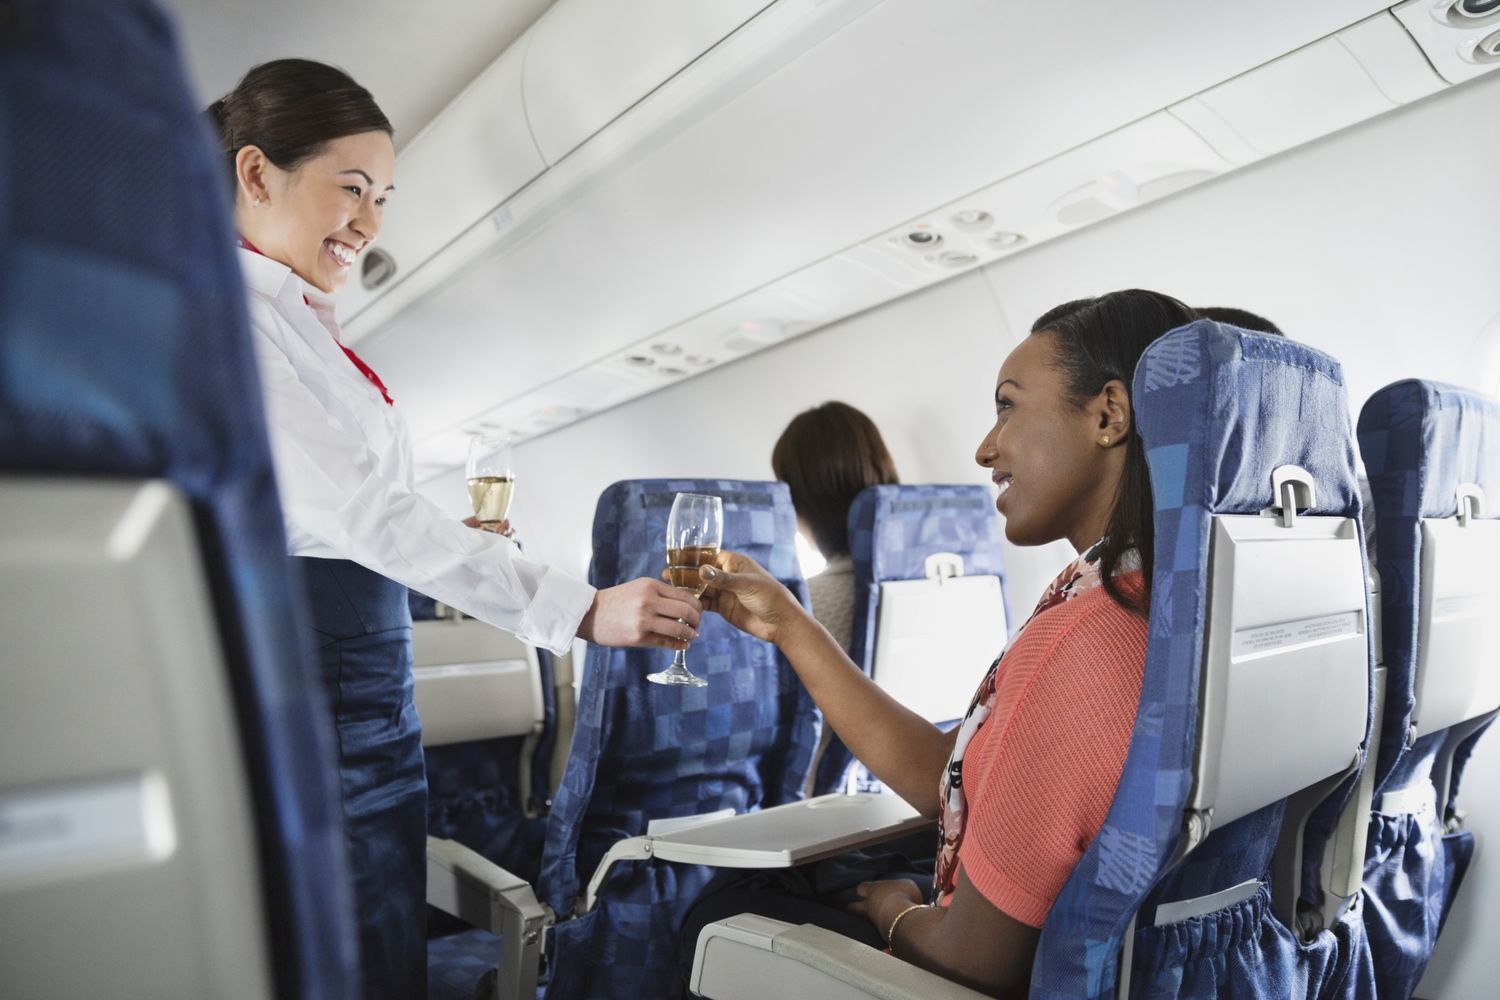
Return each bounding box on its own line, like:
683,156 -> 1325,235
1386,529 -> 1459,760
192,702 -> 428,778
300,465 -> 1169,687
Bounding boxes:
811,484 -> 1009,794
1032,323 -> 1374,1000
1,481 -> 275,997
412,608 -> 556,882
1358,380 -> 1500,801
538,479 -> 816,999
0,1 -> 357,996
1355,380 -> 1499,998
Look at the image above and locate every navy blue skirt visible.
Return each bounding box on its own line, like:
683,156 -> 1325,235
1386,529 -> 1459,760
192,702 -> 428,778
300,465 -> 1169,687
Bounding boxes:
297,557 -> 426,1000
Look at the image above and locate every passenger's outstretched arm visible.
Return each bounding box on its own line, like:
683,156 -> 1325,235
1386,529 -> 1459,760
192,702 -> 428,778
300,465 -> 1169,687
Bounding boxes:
700,552 -> 956,814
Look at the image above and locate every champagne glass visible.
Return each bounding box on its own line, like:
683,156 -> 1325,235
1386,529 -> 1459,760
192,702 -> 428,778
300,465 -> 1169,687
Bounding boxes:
648,492 -> 722,687
466,434 -> 515,529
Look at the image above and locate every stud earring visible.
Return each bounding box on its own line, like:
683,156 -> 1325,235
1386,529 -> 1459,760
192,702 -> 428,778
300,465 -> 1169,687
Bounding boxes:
254,197 -> 264,207
1099,434 -> 1111,446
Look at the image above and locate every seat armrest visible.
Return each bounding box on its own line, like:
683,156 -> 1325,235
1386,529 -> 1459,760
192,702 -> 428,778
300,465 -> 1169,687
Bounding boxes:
427,836 -> 552,999
690,915 -> 989,1000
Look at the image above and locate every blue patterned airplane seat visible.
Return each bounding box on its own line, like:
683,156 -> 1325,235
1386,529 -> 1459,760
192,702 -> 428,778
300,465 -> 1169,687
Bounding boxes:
1031,323 -> 1375,1000
411,592 -> 560,886
0,1 -> 357,996
1356,380 -> 1500,999
423,677 -> 554,879
536,479 -> 818,999
809,483 -> 1009,795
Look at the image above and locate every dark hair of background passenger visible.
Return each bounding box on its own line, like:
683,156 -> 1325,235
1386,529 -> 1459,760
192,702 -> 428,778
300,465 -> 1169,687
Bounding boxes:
206,59 -> 392,192
1030,289 -> 1199,615
772,402 -> 900,559
1197,306 -> 1283,336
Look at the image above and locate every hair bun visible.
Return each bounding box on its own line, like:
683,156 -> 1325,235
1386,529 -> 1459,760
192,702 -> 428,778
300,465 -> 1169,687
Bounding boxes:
205,97 -> 232,145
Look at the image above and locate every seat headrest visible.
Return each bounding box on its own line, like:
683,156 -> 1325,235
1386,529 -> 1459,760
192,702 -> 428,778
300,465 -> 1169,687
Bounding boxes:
848,484 -> 1005,583
1358,380 -> 1500,521
588,478 -> 801,587
1135,321 -> 1362,521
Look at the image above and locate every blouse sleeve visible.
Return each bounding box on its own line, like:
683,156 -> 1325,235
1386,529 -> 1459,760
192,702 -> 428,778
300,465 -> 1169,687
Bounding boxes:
954,594 -> 1147,927
251,325 -> 594,655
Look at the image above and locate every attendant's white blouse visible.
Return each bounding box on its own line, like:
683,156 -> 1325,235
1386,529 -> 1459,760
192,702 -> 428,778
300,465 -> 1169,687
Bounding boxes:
240,247 -> 592,655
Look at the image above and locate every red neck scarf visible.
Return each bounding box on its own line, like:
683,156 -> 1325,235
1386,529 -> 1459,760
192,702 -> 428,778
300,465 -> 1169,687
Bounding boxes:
237,236 -> 394,406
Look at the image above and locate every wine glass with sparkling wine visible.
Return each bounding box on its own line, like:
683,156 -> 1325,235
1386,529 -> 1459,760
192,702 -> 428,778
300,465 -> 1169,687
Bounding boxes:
466,434 -> 515,529
648,492 -> 722,687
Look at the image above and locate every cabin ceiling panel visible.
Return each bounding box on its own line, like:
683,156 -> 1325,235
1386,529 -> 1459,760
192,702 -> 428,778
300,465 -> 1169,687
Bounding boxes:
978,71 -> 1500,417
355,0 -> 1391,450
159,0 -> 558,148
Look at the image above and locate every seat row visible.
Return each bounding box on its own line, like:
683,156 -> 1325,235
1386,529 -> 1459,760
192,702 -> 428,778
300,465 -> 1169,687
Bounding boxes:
413,357 -> 1495,1000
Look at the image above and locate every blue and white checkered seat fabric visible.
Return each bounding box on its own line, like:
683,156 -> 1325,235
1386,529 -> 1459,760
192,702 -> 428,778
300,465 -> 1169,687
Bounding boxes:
427,930 -> 500,1000
1031,322 -> 1375,999
0,1 -> 358,994
535,479 -> 818,999
810,484 -> 1009,795
1356,380 -> 1500,999
425,731 -> 548,882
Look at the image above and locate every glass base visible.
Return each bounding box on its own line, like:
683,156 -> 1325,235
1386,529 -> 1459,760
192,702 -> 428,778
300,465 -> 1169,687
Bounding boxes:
647,667 -> 708,687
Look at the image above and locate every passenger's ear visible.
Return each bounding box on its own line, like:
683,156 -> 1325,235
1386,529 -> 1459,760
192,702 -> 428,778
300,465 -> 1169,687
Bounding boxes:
1094,379 -> 1131,449
234,145 -> 273,209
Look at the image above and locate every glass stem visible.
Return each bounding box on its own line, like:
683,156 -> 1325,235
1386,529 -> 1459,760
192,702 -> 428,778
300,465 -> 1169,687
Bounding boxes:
671,618 -> 690,670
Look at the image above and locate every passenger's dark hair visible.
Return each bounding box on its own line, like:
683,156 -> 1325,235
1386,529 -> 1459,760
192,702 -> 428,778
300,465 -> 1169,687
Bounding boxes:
1030,289 -> 1198,615
772,402 -> 900,558
206,59 -> 392,193
1198,306 -> 1282,336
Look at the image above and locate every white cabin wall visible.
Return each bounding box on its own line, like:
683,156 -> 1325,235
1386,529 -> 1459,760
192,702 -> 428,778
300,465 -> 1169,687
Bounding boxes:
419,70 -> 1500,603
424,269 -> 1071,605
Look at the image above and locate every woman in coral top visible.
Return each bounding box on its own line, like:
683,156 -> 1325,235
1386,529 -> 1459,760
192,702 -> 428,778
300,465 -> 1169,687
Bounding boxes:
697,289 -> 1196,996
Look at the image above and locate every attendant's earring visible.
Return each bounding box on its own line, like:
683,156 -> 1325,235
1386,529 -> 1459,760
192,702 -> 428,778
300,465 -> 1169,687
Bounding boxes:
1099,434 -> 1111,446
254,197 -> 264,207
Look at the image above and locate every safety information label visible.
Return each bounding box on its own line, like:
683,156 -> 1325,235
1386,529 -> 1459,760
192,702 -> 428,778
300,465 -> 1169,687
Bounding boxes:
1433,594 -> 1486,620
0,772 -> 175,892
1232,610 -> 1362,660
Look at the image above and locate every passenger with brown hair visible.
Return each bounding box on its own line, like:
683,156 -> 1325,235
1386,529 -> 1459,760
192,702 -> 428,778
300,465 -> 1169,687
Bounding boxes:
771,401 -> 900,654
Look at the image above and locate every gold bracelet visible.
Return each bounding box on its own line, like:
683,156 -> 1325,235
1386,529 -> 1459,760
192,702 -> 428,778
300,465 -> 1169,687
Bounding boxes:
886,902 -> 926,952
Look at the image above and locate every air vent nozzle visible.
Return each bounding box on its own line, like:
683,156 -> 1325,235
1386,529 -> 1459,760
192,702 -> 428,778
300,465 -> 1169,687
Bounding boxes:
360,248 -> 397,291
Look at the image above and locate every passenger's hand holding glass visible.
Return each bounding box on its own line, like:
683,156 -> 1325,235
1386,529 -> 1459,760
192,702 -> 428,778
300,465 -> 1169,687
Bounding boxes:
696,550 -> 803,646
466,434 -> 515,535
648,492 -> 722,687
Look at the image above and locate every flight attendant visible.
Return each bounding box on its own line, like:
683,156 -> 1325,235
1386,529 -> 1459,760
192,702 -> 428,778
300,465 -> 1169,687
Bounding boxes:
208,59 -> 701,999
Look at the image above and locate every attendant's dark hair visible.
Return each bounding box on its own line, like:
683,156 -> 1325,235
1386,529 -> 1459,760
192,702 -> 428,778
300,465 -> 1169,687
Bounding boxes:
206,59 -> 392,193
1030,289 -> 1197,614
772,402 -> 900,558
1198,306 -> 1282,336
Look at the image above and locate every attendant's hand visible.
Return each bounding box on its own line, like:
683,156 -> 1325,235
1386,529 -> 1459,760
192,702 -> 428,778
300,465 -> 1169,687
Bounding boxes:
697,551 -> 804,646
463,516 -> 514,539
848,878 -> 925,935
577,578 -> 703,650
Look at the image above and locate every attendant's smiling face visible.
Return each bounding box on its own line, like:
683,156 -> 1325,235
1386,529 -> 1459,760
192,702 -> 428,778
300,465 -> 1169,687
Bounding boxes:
974,332 -> 1126,549
236,129 -> 395,293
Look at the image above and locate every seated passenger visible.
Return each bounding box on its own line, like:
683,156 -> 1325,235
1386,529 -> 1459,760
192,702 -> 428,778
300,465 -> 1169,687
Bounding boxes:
691,289 -> 1197,997
1197,305 -> 1282,335
771,401 -> 900,653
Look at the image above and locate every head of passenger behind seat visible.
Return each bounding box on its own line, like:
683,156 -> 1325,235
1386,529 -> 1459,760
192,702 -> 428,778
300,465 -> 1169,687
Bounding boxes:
1197,306 -> 1283,336
773,401 -> 900,564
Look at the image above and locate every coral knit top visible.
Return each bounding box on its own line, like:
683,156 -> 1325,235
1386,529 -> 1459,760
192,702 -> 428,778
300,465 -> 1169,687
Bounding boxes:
933,542 -> 1148,928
